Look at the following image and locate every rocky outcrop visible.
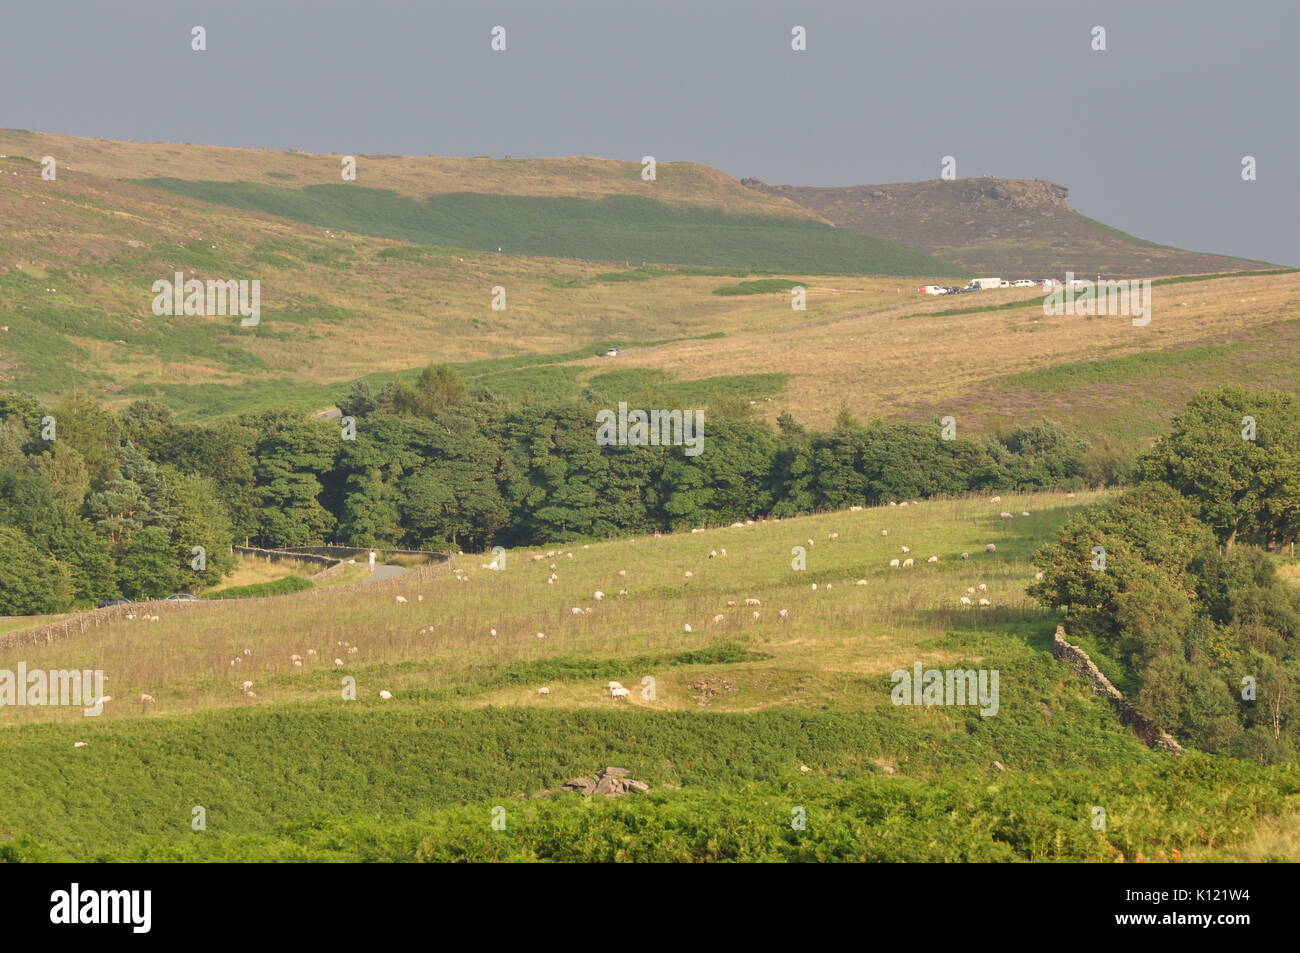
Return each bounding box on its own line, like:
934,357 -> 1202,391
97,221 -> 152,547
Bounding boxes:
563,767 -> 650,797
1051,626 -> 1184,754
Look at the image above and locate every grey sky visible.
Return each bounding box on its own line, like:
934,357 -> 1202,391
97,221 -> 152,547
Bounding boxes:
3,0 -> 1296,264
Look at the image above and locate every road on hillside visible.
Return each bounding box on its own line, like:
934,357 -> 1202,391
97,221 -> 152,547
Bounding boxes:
368,564 -> 408,581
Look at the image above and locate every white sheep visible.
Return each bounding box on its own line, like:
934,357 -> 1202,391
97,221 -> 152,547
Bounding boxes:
778,609 -> 789,619
241,681 -> 253,692
856,579 -> 867,585
985,544 -> 997,552
902,558 -> 914,568
683,623 -> 693,632
74,741 -> 88,748
618,570 -> 627,576
927,556 -> 939,563
1034,571 -> 1045,581
990,496 -> 1002,504
977,583 -> 988,592
713,614 -> 725,623
140,693 -> 156,704
611,687 -> 630,700
901,546 -> 910,553
684,571 -> 693,578
594,590 -> 604,600
1000,512 -> 1013,519
334,658 -> 344,667
828,532 -> 839,540
752,611 -> 761,620
1021,511 -> 1031,517
960,552 -> 970,559
607,681 -> 624,691
537,687 -> 551,695
881,529 -> 889,536
889,558 -> 900,568
395,595 -> 407,603
745,598 -> 761,606
960,596 -> 972,606
978,598 -> 991,606
379,690 -> 393,699
709,550 -> 718,558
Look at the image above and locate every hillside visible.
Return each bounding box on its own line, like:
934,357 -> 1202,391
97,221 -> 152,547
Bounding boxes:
744,177 -> 1278,278
3,491 -> 1296,861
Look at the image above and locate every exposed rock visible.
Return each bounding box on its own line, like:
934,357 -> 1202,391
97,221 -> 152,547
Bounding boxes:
562,766 -> 649,798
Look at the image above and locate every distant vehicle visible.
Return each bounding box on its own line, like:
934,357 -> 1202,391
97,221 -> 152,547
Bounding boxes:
603,347 -> 620,357
964,278 -> 1003,291
97,598 -> 132,608
163,593 -> 200,602
1012,279 -> 1036,287
918,285 -> 946,295
999,280 -> 1012,288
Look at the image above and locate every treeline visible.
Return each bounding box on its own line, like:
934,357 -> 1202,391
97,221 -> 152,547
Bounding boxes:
2,375 -> 1294,614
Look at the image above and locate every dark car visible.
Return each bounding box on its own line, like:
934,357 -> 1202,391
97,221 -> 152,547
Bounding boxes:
163,593 -> 201,602
97,598 -> 133,608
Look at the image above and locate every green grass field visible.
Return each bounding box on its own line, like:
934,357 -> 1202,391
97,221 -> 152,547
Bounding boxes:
3,491 -> 1297,861
134,180 -> 964,277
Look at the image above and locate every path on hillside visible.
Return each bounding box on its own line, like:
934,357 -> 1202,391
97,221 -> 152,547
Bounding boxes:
367,564 -> 408,581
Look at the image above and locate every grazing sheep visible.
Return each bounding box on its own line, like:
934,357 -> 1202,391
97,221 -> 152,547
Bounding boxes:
684,571 -> 693,578
618,589 -> 628,596
902,558 -> 914,568
927,556 -> 939,563
293,660 -> 303,668
713,614 -> 725,623
745,598 -> 761,606
899,502 -> 909,508
536,632 -> 546,639
709,550 -> 718,558
850,505 -> 863,512
806,538 -> 815,548
778,609 -> 790,619
571,607 -> 583,615
1000,512 -> 1013,519
395,595 -> 407,603
985,544 -> 997,553
241,681 -> 254,692
594,590 -> 604,600
1034,571 -> 1045,581
347,646 -> 358,654
978,583 -> 988,592
881,529 -> 889,536
752,611 -> 761,620
307,649 -> 317,656
537,687 -> 551,696
889,558 -> 900,568
960,552 -> 970,559
1066,492 -> 1076,499
978,598 -> 991,606
683,623 -> 693,632
828,532 -> 839,540
291,654 -> 302,662
607,681 -> 624,691
1021,511 -> 1031,517
990,496 -> 1002,503
966,587 -> 976,594
489,628 -> 497,636
379,690 -> 393,700
901,546 -> 910,554
811,583 -> 818,590
74,741 -> 88,748
618,569 -> 627,576
334,658 -> 344,667
243,649 -> 252,657
140,693 -> 156,705
959,596 -> 972,606
611,687 -> 630,700
726,600 -> 737,607
720,549 -> 727,556
856,579 -> 867,585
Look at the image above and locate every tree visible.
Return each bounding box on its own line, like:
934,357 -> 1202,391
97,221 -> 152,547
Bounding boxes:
117,526 -> 185,599
0,526 -> 72,614
1138,387 -> 1300,548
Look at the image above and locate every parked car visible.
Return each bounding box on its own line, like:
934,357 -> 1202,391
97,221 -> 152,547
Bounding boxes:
97,598 -> 133,608
603,347 -> 620,357
163,593 -> 200,602
1012,279 -> 1036,287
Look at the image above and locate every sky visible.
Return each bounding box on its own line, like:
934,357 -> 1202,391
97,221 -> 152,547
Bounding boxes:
3,0 -> 1297,264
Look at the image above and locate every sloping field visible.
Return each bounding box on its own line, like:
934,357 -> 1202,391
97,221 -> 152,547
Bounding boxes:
749,177 -> 1278,277
2,492 -> 1297,861
596,270 -> 1300,441
136,179 -> 961,276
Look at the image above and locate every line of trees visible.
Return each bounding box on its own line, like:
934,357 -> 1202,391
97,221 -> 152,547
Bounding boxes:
2,375 -> 1295,616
